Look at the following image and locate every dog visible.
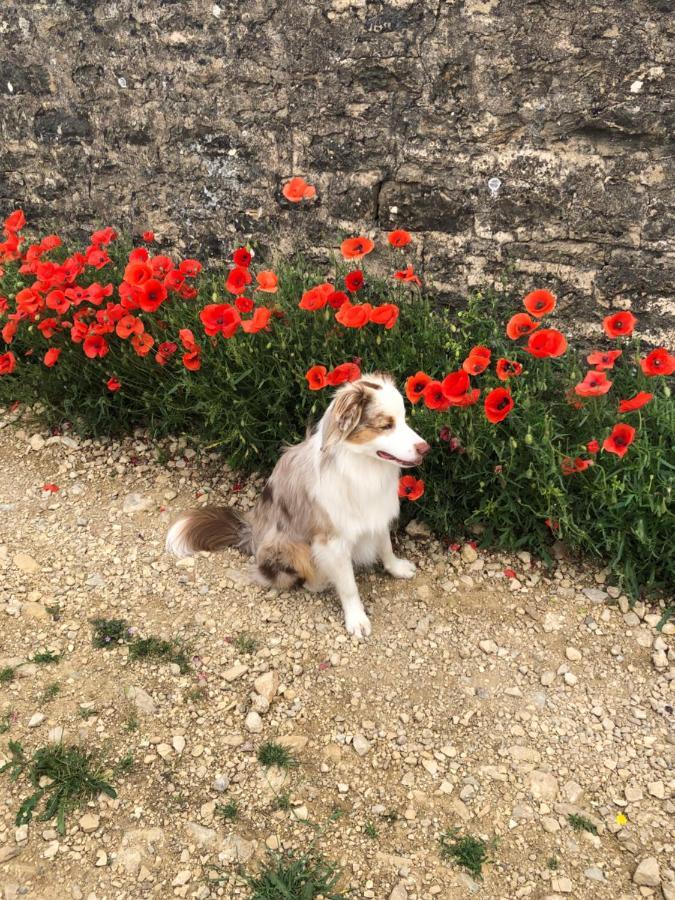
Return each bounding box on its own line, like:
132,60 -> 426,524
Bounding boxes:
165,372 -> 430,638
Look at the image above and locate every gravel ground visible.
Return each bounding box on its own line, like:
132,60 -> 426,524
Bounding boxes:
0,410 -> 673,900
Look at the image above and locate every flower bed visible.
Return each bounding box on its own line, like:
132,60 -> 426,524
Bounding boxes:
0,206 -> 673,596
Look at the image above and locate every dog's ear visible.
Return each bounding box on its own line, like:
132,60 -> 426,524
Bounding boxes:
322,383 -> 369,449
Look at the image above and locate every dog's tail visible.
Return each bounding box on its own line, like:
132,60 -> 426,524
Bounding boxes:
165,506 -> 252,558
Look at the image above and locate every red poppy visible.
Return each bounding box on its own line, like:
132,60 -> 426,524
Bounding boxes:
2,319 -> 18,344
503,568 -> 517,579
90,226 -> 117,246
86,247 -> 111,270
327,290 -> 349,310
16,288 -> 43,316
388,229 -> 412,248
282,177 -> 316,202
603,311 -> 637,338
124,260 -> 153,286
150,255 -> 173,279
496,358 -> 523,381
462,346 -> 491,375
241,307 -> 272,333
341,236 -> 375,260
179,283 -> 198,301
0,351 -> 17,374
107,377 -> 121,392
155,341 -> 178,365
142,230 -> 155,242
37,318 -> 58,339
137,278 -> 167,313
523,289 -> 556,318
182,350 -> 201,371
369,303 -> 399,329
618,391 -> 653,413
225,266 -> 252,295
484,387 -> 514,423
179,259 -> 202,278
587,349 -> 622,370
299,286 -> 329,311
235,296 -> 254,313
179,328 -> 198,351
47,290 -> 71,314
526,328 -> 568,358
574,370 -> 612,397
640,347 -> 674,377
345,270 -> 364,292
200,303 -> 241,338
256,271 -> 278,293
561,456 -> 594,475
441,370 -> 470,401
335,302 -> 372,329
405,371 -> 431,405
423,380 -> 451,411
131,333 -> 155,357
602,423 -> 636,458
506,313 -> 540,340
5,210 -> 26,232
587,440 -> 600,453
398,476 -> 425,501
306,365 -> 328,390
393,265 -> 422,286
233,247 -> 252,268
116,315 -> 144,339
83,335 -> 109,359
43,348 -> 61,367
164,270 -> 185,291
42,483 -> 59,493
327,362 -> 361,386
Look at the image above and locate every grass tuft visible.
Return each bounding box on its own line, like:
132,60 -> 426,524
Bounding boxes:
0,667 -> 16,685
257,741 -> 297,770
232,632 -> 259,655
439,828 -> 495,879
216,800 -> 238,821
33,650 -> 60,665
246,850 -> 344,899
128,636 -> 190,673
567,813 -> 598,835
364,822 -> 379,839
91,617 -> 131,649
42,682 -> 60,702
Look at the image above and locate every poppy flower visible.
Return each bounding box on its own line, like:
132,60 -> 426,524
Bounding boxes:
83,335 -> 109,359
241,307 -> 272,333
142,230 -> 155,242
561,456 -> 594,475
42,483 -> 59,492
235,296 -> 255,313
618,391 -> 653,413
587,440 -> 600,453
90,226 -> 117,246
179,259 -> 202,278
43,348 -> 61,367
232,247 -> 252,268
335,302 -> 372,329
128,247 -> 149,263
462,346 -> 491,375
16,288 -> 43,316
179,283 -> 198,301
4,210 -> 26,232
225,266 -> 252,295
640,347 -> 674,377
388,229 -> 412,248
369,303 -> 399,329
453,388 -> 481,407
526,328 -> 568,358
306,365 -> 328,390
200,303 -> 241,338
179,328 -> 198,351
37,318 -> 58,339
603,311 -> 637,339
327,290 -> 349,310
137,279 -> 167,313
86,247 -> 111,270
123,260 -> 153,286
393,266 -> 422,286
441,370 -> 470,401
282,177 -> 316,202
107,377 -> 121,392
496,358 -> 523,381
299,287 -> 329,311
182,350 -> 201,371
116,315 -> 144,339
423,380 -> 451,411
256,270 -> 278,293
405,371 -> 431,405
398,476 -> 425,501
164,270 -> 185,291
484,387 -> 514,423
150,255 -> 173,279
523,289 -> 556,318
340,236 -> 375,260
0,351 -> 17,374
506,313 -> 540,339
155,341 -> 178,365
2,319 -> 18,344
574,370 -> 613,397
345,270 -> 364,292
587,349 -> 622,370
602,422 -> 636,458
131,333 -> 154,357
327,362 -> 361,386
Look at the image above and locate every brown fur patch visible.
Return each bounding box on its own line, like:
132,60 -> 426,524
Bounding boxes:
261,483 -> 274,503
256,539 -> 315,589
347,412 -> 395,444
170,506 -> 251,554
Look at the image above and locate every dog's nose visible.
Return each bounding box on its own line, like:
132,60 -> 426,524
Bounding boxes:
415,441 -> 431,457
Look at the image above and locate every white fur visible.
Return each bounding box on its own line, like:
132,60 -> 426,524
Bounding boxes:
165,518 -> 193,558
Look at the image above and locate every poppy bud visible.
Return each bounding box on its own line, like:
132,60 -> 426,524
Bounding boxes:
665,385 -> 671,399
510,438 -> 518,449
525,431 -> 533,445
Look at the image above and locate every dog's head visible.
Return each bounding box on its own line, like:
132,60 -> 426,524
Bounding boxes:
322,373 -> 430,467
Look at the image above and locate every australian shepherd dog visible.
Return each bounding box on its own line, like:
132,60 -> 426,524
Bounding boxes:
166,373 -> 430,638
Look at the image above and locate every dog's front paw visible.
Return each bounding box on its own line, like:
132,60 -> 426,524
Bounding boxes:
386,557 -> 416,579
345,609 -> 372,640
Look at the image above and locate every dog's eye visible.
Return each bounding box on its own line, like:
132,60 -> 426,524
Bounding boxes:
381,422 -> 394,431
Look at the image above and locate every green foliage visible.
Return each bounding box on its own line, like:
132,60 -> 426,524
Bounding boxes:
91,618 -> 131,649
364,822 -> 379,839
42,682 -> 61,702
0,667 -> 16,685
439,828 -> 496,879
1,742 -> 116,834
128,636 -> 190,673
257,741 -> 298,770
567,813 -> 598,835
216,800 -> 239,821
33,650 -> 60,665
232,632 -> 259,655
246,850 -> 344,899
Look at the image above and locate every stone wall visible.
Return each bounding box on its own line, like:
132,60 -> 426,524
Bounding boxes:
1,0 -> 673,340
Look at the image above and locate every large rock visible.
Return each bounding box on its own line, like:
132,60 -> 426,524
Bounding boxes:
633,857 -> 660,888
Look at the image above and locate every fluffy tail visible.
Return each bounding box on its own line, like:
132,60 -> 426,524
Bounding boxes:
165,506 -> 252,558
